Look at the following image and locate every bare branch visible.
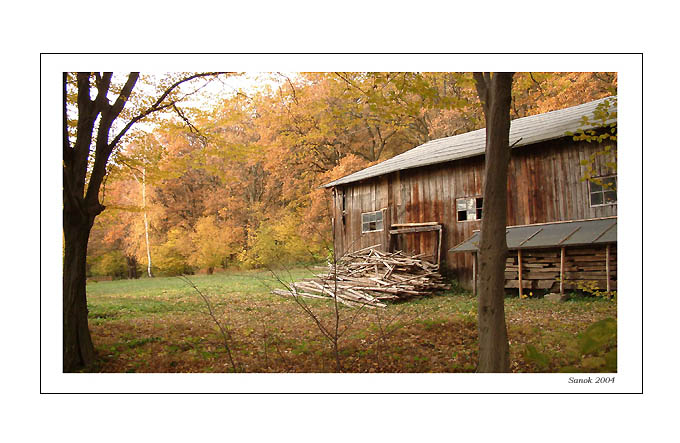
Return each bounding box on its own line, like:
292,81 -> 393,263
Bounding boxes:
276,73 -> 299,105
529,72 -> 544,96
108,72 -> 229,152
334,72 -> 368,95
172,103 -> 203,136
178,275 -> 238,372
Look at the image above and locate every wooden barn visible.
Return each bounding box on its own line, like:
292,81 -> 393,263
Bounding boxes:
322,96 -> 617,292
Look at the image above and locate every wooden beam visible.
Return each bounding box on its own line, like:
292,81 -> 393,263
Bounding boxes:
518,228 -> 543,247
500,216 -> 617,230
592,223 -> 617,243
606,244 -> 611,292
473,252 -> 477,296
353,244 -> 382,254
437,227 -> 443,265
389,225 -> 442,235
518,249 -> 523,298
391,222 -> 441,228
557,226 -> 581,245
384,208 -> 391,253
560,247 -> 565,296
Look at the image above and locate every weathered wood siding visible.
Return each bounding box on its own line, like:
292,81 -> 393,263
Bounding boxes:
332,176 -> 390,259
332,138 -> 617,285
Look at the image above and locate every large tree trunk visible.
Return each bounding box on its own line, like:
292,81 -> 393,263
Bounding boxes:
63,204 -> 96,372
62,72 -> 222,372
474,72 -> 514,373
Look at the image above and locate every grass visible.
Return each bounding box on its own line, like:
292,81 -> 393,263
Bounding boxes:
84,269 -> 617,373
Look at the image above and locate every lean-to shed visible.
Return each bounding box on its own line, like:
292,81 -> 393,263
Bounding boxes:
451,217 -> 617,295
322,96 -> 617,289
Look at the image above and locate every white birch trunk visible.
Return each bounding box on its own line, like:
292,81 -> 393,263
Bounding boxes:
142,167 -> 153,278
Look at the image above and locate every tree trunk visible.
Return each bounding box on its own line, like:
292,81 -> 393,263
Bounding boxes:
63,205 -> 96,372
62,72 -> 223,372
126,255 -> 139,279
474,72 -> 513,373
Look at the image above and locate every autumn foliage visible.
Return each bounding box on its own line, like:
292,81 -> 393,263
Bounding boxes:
87,72 -> 616,277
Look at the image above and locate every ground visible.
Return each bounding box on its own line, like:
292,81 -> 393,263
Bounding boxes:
84,269 -> 617,373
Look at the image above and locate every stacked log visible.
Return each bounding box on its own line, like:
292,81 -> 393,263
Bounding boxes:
504,246 -> 617,291
271,245 -> 450,308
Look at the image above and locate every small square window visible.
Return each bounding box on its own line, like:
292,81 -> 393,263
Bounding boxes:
603,190 -> 616,204
457,197 -> 483,222
602,177 -> 616,189
590,192 -> 603,206
589,175 -> 617,207
361,210 -> 384,233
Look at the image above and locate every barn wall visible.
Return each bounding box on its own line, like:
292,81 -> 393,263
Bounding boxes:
333,176 -> 390,259
332,138 -> 617,286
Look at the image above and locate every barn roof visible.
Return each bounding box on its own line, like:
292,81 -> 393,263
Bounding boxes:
322,96 -> 617,188
449,217 -> 617,253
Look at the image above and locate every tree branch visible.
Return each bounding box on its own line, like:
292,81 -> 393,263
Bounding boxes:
334,72 -> 368,95
277,73 -> 298,105
94,72 -> 113,111
108,72 -> 138,121
71,73 -> 98,197
172,103 -> 203,136
86,72 -> 228,210
529,72 -> 544,96
473,72 -> 489,115
108,72 -> 227,150
63,72 -> 71,161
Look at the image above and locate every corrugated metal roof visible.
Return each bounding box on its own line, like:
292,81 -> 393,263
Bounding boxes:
323,96 -> 617,188
449,217 -> 617,253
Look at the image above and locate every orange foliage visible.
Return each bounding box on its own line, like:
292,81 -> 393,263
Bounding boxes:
88,72 -> 617,275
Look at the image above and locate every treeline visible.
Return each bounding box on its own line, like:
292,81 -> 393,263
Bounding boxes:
86,72 -> 616,278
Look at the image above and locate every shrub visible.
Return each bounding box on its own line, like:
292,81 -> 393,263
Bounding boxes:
152,228 -> 194,276
241,213 -> 325,268
189,215 -> 243,272
89,250 -> 127,278
575,280 -> 616,300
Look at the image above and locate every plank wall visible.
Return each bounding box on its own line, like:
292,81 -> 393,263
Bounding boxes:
332,138 -> 617,286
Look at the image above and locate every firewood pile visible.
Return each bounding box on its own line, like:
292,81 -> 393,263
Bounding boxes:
271,245 -> 450,308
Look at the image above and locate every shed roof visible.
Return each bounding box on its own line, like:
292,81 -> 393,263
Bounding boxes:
449,217 -> 617,253
323,96 -> 617,188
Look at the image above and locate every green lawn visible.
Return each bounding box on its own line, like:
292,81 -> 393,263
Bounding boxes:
85,269 -> 617,373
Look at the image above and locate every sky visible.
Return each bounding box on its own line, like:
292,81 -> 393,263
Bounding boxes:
183,72 -> 292,109
115,72 -> 289,138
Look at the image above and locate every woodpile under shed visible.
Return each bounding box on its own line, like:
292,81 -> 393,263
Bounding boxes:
451,217 -> 617,297
504,246 -> 617,291
271,245 -> 450,308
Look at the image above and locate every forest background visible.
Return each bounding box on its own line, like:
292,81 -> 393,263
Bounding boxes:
88,72 -> 617,279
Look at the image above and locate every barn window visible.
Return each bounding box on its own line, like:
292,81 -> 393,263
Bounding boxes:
457,197 -> 483,222
589,175 -> 617,207
361,210 -> 384,233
